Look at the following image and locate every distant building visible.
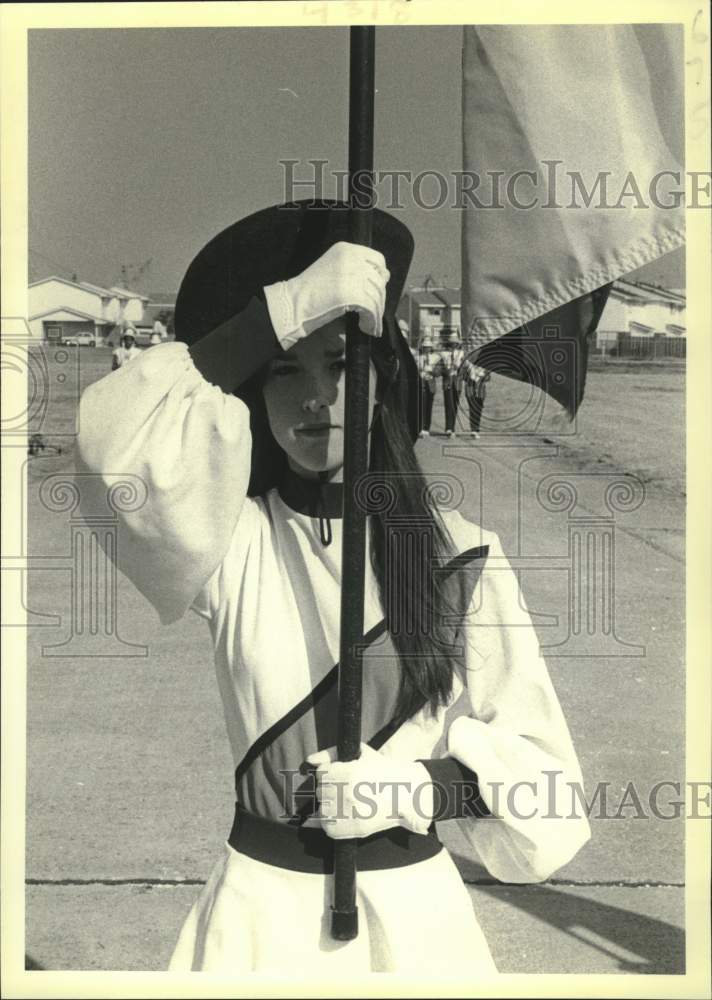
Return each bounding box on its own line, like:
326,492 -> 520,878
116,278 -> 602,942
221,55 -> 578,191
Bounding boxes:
135,292 -> 176,342
27,277 -> 181,347
397,286 -> 461,346
595,280 -> 686,358
399,279 -> 686,358
28,277 -> 149,345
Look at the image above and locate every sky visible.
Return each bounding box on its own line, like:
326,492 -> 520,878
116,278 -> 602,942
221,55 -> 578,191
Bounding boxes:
28,26 -> 685,297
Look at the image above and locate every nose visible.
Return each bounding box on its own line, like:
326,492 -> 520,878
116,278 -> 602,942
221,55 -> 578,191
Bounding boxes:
302,395 -> 327,414
301,372 -> 335,413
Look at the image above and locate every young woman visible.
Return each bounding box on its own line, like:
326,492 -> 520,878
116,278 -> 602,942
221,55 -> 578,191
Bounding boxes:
77,201 -> 590,976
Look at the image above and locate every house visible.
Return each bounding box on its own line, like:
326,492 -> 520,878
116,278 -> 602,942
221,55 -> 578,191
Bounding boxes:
398,279 -> 686,358
134,292 -> 176,342
397,286 -> 462,346
28,276 -> 149,345
595,280 -> 686,358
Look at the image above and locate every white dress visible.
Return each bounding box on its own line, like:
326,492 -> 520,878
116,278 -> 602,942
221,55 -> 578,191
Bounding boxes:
76,341 -> 591,976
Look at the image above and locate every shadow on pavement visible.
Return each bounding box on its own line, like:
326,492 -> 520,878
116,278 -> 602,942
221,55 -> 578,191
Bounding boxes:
471,878 -> 685,974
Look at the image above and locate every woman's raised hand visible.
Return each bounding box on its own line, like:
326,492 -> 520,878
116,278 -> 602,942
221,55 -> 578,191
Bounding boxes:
264,242 -> 390,350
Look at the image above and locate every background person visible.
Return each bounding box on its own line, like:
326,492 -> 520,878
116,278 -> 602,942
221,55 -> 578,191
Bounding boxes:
151,318 -> 168,344
416,334 -> 440,437
441,334 -> 464,437
111,332 -> 141,371
462,355 -> 491,438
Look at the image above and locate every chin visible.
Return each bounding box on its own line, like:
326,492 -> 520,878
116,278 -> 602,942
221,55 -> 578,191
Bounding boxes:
288,448 -> 344,478
287,436 -> 343,476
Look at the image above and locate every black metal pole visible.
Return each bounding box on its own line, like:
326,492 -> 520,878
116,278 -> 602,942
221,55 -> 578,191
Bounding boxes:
330,25 -> 375,943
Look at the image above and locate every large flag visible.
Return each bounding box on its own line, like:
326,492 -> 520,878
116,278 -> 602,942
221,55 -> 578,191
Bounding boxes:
461,24 -> 685,415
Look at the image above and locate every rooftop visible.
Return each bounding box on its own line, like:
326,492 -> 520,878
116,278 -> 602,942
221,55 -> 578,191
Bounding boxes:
407,290 -> 448,308
29,275 -> 149,300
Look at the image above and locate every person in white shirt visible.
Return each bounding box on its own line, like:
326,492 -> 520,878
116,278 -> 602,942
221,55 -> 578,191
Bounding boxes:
111,332 -> 141,371
416,334 -> 441,437
462,350 -> 492,438
441,334 -> 464,437
77,200 -> 590,976
151,318 -> 168,345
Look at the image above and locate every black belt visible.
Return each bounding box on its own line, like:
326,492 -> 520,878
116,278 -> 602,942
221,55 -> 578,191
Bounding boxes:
228,803 -> 442,875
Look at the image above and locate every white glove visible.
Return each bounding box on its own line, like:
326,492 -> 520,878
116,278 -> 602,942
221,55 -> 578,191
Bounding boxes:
305,743 -> 434,840
263,241 -> 390,351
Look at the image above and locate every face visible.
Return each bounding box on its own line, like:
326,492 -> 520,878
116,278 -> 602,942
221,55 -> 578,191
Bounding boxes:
262,318 -> 377,481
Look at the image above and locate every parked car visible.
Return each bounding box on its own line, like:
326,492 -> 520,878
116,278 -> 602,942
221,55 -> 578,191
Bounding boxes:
62,333 -> 97,347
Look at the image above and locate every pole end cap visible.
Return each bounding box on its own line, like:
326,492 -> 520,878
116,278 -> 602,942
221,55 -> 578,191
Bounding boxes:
331,905 -> 359,941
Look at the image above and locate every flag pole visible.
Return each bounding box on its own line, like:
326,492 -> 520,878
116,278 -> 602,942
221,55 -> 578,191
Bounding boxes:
331,24 -> 376,943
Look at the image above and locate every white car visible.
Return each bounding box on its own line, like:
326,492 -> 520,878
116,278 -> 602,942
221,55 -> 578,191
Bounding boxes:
62,333 -> 97,347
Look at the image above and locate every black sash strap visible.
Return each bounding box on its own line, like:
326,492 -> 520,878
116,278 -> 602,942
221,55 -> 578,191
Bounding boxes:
227,803 -> 442,874
234,618 -> 388,790
234,543 -> 490,824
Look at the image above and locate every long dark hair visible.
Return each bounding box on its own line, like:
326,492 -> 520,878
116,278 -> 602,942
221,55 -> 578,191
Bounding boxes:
368,350 -> 459,725
241,341 -> 460,726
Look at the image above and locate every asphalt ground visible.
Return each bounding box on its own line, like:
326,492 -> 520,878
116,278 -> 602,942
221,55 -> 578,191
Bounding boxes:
21,352 -> 692,977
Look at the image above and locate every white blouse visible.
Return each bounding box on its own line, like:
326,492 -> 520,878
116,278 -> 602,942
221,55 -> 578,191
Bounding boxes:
77,340 -> 590,885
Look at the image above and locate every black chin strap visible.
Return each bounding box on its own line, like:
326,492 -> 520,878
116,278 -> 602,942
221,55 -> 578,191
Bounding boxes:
316,471 -> 333,547
277,467 -> 343,548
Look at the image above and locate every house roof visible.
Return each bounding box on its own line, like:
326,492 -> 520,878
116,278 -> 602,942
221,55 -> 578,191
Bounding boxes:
29,275 -> 101,293
433,287 -> 461,308
408,290 -> 447,308
30,306 -> 110,324
29,274 -> 148,300
108,285 -> 150,301
78,280 -> 114,296
403,287 -> 462,309
148,292 -> 177,306
143,303 -> 175,324
614,279 -> 686,305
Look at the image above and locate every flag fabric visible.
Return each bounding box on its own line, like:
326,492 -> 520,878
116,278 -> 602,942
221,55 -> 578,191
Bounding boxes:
472,283 -> 612,416
461,24 -> 685,413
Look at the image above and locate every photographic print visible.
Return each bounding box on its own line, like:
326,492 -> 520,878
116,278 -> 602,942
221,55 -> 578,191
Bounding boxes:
1,2 -> 710,997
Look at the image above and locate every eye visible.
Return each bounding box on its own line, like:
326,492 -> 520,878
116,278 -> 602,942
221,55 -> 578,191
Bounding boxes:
330,358 -> 347,373
269,364 -> 298,378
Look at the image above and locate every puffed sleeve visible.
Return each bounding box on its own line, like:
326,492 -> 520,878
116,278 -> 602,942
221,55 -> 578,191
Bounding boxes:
76,341 -> 252,625
441,513 -> 591,883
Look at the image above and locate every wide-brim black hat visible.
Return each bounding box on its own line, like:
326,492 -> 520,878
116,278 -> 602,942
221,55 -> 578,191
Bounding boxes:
175,200 -> 419,495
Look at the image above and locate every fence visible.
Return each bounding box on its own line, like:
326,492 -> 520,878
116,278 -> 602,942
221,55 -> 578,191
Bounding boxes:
595,333 -> 686,360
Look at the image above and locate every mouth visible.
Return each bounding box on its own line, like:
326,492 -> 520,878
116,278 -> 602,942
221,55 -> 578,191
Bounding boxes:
295,424 -> 339,437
